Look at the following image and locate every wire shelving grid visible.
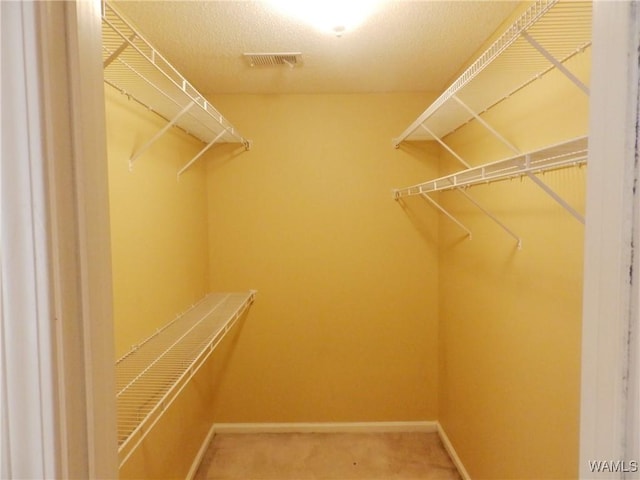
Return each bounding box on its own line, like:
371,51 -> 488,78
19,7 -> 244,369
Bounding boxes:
101,1 -> 251,175
393,0 -> 592,146
115,291 -> 256,467
392,0 -> 592,246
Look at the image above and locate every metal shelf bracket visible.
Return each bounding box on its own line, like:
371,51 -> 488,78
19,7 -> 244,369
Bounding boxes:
103,33 -> 136,68
420,193 -> 472,239
451,95 -> 520,154
129,101 -> 195,170
525,166 -> 585,223
456,188 -> 522,249
419,124 -> 471,169
521,31 -> 590,95
177,128 -> 230,177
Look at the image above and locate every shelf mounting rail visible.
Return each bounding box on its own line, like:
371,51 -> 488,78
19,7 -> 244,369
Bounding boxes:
101,1 -> 251,175
115,291 -> 256,468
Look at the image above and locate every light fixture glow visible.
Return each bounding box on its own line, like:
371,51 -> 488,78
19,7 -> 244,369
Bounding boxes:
267,0 -> 381,36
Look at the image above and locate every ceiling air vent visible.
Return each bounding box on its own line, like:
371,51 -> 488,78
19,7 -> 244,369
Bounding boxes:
243,52 -> 303,68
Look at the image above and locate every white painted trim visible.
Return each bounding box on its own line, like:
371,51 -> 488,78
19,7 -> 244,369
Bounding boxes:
437,423 -> 471,480
1,3 -> 59,477
580,2 -> 640,478
57,2 -> 118,477
212,421 -> 438,434
1,1 -> 118,478
186,422 -> 217,480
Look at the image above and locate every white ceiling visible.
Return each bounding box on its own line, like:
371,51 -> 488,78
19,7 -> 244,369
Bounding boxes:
112,1 -> 520,95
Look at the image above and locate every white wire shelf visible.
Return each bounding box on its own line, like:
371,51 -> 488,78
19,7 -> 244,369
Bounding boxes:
392,1 -> 591,246
393,136 -> 587,198
393,0 -> 592,146
115,291 -> 256,467
393,137 -> 587,248
101,1 -> 251,175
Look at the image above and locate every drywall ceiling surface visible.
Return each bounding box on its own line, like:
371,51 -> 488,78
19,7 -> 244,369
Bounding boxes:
112,1 -> 520,95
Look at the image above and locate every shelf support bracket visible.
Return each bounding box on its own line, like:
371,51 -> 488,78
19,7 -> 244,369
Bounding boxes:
103,33 -> 137,68
456,187 -> 522,249
129,101 -> 195,170
421,193 -> 472,239
178,128 -> 230,177
521,31 -> 590,95
418,124 -> 471,169
451,95 -> 520,154
525,171 -> 585,224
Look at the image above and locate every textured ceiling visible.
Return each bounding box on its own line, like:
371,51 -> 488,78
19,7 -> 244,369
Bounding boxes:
112,1 -> 520,95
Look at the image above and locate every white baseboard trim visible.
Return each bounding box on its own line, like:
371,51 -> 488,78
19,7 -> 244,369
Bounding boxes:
192,421 -> 468,480
212,421 -> 438,434
186,422 -> 217,480
437,422 -> 471,480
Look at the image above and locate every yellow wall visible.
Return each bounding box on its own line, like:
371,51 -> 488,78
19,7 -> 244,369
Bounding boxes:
105,86 -> 210,359
436,49 -> 590,478
204,93 -> 441,422
106,85 -> 217,478
106,37 -> 588,478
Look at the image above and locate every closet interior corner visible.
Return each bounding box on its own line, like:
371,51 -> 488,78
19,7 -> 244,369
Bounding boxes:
101,1 -> 592,478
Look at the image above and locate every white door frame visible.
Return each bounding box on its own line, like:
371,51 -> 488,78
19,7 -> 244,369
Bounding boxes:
580,1 -> 640,478
1,1 -> 117,478
1,1 -> 639,478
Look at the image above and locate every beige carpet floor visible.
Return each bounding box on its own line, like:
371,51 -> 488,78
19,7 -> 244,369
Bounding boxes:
194,431 -> 462,479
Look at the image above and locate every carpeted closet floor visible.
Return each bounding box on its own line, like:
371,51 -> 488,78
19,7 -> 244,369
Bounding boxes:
194,431 -> 462,479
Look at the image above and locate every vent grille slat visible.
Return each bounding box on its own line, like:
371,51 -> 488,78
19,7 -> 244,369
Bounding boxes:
244,52 -> 303,67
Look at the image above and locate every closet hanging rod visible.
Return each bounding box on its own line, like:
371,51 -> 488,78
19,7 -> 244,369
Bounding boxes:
393,136 -> 587,199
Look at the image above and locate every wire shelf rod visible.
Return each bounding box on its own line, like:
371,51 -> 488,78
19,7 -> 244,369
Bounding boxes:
393,0 -> 557,145
102,13 -> 208,112
129,101 -> 195,169
451,95 -> 520,154
103,33 -> 136,68
103,53 -> 184,121
177,128 -> 230,177
419,193 -> 472,239
103,50 -> 236,144
450,43 -> 590,132
116,294 -> 230,399
393,136 -> 587,199
102,42 -> 193,103
521,31 -> 590,95
396,153 -> 586,197
525,170 -> 585,223
417,124 -> 471,169
116,295 -> 219,365
456,188 -> 522,249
